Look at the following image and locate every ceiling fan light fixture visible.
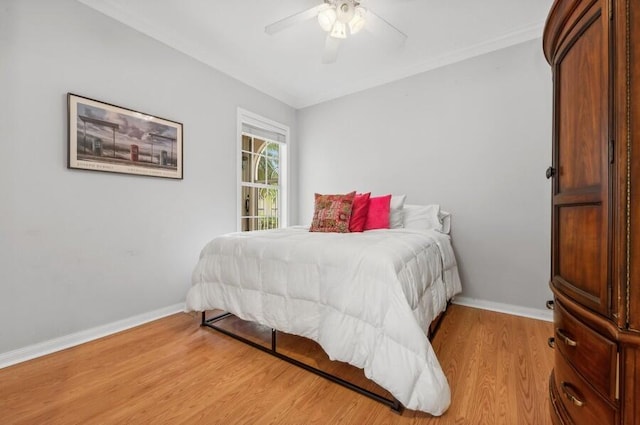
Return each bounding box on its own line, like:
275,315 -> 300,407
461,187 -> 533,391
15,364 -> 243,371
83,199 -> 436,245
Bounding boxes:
265,0 -> 406,63
330,21 -> 347,39
317,7 -> 337,32
348,6 -> 366,34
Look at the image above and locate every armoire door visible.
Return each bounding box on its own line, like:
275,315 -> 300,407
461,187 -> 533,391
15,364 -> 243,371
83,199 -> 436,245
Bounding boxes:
550,0 -> 612,317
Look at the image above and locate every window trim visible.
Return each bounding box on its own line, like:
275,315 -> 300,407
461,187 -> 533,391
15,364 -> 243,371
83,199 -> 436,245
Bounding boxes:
237,108 -> 289,232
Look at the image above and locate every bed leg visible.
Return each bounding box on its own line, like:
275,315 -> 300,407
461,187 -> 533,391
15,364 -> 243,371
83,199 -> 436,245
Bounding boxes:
271,328 -> 277,352
391,398 -> 404,414
200,311 -> 206,326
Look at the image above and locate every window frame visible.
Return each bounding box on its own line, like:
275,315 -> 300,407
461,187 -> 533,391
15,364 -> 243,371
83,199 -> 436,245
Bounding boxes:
236,108 -> 289,232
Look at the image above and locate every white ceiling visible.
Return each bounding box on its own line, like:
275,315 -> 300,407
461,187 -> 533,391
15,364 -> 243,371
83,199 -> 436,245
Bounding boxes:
77,0 -> 553,109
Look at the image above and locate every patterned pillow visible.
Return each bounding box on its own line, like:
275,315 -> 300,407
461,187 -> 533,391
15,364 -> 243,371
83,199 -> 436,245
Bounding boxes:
310,191 -> 356,233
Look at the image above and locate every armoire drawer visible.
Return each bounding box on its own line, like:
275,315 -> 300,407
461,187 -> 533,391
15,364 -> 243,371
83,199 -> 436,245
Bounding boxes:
554,300 -> 617,400
553,349 -> 616,425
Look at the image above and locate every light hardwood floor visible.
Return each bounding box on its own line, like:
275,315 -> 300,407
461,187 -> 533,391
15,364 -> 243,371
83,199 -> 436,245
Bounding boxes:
0,305 -> 554,424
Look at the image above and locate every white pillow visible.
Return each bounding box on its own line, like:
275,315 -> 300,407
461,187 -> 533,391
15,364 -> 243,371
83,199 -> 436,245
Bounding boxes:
389,194 -> 406,228
439,210 -> 451,234
403,204 -> 451,234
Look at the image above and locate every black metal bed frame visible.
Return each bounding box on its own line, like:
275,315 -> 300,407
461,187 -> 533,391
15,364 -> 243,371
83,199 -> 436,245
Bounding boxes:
200,308 -> 449,413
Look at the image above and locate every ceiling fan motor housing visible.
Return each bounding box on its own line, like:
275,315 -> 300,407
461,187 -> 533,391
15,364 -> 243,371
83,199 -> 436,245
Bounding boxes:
336,0 -> 357,23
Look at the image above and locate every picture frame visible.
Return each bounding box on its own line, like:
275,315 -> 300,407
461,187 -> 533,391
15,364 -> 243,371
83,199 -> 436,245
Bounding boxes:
68,93 -> 183,179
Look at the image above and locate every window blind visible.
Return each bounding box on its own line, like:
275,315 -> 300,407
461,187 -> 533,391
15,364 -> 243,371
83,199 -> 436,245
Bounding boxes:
242,123 -> 286,144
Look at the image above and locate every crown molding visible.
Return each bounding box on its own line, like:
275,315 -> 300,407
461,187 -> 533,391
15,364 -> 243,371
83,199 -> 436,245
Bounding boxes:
77,0 -> 544,110
76,0 -> 297,107
297,22 -> 545,108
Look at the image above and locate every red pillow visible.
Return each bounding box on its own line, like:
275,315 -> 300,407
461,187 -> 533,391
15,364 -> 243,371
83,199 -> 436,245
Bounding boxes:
349,192 -> 371,232
364,194 -> 392,230
310,191 -> 356,233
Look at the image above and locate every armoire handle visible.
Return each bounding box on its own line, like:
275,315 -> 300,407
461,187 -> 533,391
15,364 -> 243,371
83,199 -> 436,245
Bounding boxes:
560,382 -> 585,407
556,328 -> 577,347
546,166 -> 556,179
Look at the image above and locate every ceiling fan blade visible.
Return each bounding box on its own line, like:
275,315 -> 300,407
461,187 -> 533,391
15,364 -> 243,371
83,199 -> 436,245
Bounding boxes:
365,9 -> 408,46
265,3 -> 331,35
322,35 -> 342,64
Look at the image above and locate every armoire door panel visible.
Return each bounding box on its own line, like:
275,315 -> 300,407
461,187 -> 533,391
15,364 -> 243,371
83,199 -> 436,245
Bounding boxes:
556,10 -> 607,193
555,205 -> 608,312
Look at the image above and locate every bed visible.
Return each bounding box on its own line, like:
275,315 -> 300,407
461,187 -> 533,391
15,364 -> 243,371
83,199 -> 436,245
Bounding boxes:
185,213 -> 461,416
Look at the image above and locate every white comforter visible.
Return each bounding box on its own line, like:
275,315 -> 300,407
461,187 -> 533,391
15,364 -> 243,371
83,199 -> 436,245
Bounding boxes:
185,226 -> 462,415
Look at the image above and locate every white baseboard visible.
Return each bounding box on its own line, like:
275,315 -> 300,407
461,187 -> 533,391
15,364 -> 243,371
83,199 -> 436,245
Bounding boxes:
453,296 -> 553,322
0,303 -> 185,369
0,298 -> 551,369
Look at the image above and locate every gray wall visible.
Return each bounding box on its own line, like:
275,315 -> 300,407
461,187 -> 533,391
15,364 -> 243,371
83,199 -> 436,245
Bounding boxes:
297,39 -> 553,311
0,0 -> 296,353
0,0 -> 552,355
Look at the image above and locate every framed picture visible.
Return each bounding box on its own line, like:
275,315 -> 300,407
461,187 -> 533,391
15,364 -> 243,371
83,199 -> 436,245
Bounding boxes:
68,93 -> 183,179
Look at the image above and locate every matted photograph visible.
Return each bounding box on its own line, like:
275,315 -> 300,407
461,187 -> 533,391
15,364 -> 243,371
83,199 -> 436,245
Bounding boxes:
68,93 -> 183,179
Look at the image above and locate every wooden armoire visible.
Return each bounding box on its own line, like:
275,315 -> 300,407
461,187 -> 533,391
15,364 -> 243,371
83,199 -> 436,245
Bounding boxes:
543,0 -> 640,424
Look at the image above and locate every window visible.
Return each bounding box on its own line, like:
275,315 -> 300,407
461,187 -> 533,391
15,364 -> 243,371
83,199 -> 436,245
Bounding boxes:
237,109 -> 288,232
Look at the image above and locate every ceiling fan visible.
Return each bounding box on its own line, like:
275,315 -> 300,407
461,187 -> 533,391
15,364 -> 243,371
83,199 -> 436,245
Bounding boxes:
265,0 -> 408,64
